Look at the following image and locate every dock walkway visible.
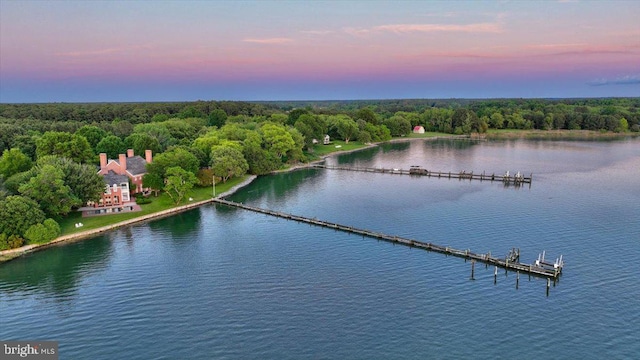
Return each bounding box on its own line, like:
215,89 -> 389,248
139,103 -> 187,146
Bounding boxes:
212,198 -> 562,279
311,164 -> 532,185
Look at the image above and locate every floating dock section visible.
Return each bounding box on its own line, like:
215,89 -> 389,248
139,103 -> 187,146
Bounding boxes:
212,198 -> 562,279
311,164 -> 532,185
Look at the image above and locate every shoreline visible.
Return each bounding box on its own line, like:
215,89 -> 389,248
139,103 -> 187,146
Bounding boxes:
0,175 -> 257,263
1,130 -> 633,263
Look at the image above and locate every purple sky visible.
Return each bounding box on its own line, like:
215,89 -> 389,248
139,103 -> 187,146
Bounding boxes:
1,0 -> 639,103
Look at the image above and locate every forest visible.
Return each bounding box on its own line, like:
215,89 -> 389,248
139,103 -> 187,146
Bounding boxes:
0,97 -> 638,250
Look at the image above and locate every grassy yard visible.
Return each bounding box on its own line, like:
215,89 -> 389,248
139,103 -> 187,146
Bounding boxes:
309,140 -> 370,157
405,131 -> 453,138
485,129 -> 638,140
58,176 -> 249,236
305,133 -> 454,159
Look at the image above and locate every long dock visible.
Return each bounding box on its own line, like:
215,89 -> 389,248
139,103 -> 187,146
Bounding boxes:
311,164 -> 532,185
212,198 -> 562,279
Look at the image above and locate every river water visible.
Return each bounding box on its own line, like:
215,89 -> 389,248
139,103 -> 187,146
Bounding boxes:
1,138 -> 639,359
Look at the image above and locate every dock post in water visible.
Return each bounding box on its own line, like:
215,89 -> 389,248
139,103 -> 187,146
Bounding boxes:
471,260 -> 475,280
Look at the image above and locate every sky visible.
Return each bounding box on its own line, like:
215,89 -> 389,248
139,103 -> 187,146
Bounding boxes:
1,0 -> 639,103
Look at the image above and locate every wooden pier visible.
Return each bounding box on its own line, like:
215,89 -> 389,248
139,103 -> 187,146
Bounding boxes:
311,164 -> 532,185
212,198 -> 562,279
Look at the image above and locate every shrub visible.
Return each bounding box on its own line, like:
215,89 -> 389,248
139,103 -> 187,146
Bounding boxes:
135,196 -> 152,205
0,233 -> 25,250
24,218 -> 60,244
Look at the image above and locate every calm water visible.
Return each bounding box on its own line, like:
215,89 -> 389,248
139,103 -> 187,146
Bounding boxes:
1,138 -> 639,359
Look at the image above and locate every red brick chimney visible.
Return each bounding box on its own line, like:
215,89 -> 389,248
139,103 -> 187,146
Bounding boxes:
119,153 -> 127,173
127,149 -> 134,157
145,149 -> 153,163
99,153 -> 107,169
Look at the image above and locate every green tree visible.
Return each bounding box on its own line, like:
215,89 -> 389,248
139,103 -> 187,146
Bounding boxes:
36,156 -> 104,204
0,148 -> 33,179
164,166 -> 198,204
146,147 -> 199,181
242,132 -> 281,174
179,106 -> 204,119
196,168 -> 215,187
0,195 -> 46,237
11,134 -> 38,160
24,218 -> 61,244
35,131 -> 94,163
75,125 -> 108,149
208,109 -> 228,128
618,118 -> 629,132
383,115 -> 412,137
111,119 -> 134,138
218,123 -> 250,141
18,165 -> 79,218
260,123 -> 295,158
294,114 -> 327,150
489,112 -> 505,129
330,115 -> 359,143
210,146 -> 249,183
3,168 -> 37,195
451,109 -> 480,134
124,133 -> 162,157
355,107 -> 379,124
0,233 -> 25,250
133,123 -> 176,150
142,172 -> 164,197
287,108 -> 310,126
96,135 -> 127,159
286,127 -> 305,162
268,113 -> 288,124
162,119 -> 199,141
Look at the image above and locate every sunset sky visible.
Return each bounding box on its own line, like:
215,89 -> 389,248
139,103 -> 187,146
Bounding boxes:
1,0 -> 639,103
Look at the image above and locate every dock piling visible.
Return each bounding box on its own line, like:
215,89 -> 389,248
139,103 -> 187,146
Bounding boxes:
471,260 -> 475,280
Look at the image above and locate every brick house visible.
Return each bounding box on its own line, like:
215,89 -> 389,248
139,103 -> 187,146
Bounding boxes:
81,149 -> 152,216
98,149 -> 153,194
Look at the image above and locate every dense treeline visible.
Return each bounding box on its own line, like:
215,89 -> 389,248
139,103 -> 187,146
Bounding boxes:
1,97 -> 638,250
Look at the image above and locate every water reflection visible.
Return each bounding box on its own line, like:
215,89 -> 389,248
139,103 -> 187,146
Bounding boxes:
0,236 -> 113,298
335,146 -> 379,164
148,208 -> 202,243
229,168 -> 324,204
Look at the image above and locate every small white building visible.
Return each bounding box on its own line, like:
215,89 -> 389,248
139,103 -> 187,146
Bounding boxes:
323,135 -> 331,145
413,126 -> 425,134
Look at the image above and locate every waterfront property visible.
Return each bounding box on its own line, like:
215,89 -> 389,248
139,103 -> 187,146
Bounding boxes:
98,149 -> 153,194
2,139 -> 639,359
81,149 -> 153,216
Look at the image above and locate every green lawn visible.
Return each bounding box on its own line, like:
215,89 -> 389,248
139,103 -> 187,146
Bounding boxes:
309,140 -> 370,157
485,129 -> 638,139
406,131 -> 452,138
58,176 -> 248,236
305,133 -> 453,159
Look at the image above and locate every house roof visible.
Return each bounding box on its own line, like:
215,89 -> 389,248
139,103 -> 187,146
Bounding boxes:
414,126 -> 424,130
117,155 -> 147,175
103,171 -> 129,186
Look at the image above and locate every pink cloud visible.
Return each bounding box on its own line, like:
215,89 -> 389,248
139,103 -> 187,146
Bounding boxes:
242,38 -> 293,44
374,22 -> 503,34
55,45 -> 153,57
